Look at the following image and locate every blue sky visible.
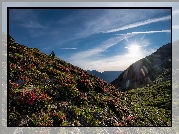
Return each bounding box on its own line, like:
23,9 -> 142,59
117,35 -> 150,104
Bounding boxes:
9,8 -> 171,72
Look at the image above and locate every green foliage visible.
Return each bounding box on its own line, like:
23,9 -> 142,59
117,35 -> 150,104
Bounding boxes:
8,35 -> 171,126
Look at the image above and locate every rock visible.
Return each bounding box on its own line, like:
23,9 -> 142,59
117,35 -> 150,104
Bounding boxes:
93,112 -> 100,118
18,85 -> 34,92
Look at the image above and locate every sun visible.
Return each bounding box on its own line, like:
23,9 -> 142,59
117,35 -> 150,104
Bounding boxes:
128,44 -> 141,56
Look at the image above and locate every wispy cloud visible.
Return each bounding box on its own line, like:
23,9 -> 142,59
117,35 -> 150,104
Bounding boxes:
69,34 -> 134,61
68,29 -> 169,71
69,47 -> 156,72
117,30 -> 171,36
56,9 -> 170,45
61,48 -> 77,49
20,21 -> 47,28
103,15 -> 171,33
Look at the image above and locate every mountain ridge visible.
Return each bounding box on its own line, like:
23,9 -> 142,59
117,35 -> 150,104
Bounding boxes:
111,43 -> 171,91
86,70 -> 123,83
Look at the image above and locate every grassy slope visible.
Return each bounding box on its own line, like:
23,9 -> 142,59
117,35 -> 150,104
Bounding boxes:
8,35 -> 171,126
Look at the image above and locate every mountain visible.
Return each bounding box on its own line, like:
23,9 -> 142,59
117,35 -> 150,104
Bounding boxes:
111,43 -> 171,91
8,34 -> 171,127
86,70 -> 122,83
102,71 -> 123,83
86,70 -> 110,83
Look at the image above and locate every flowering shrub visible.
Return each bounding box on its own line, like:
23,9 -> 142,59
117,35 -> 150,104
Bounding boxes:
21,90 -> 36,105
21,89 -> 52,106
9,35 -> 171,127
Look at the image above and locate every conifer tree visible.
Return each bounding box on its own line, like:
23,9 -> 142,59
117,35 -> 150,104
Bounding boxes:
49,51 -> 55,58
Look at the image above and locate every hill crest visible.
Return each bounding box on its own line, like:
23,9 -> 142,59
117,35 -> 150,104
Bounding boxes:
111,43 -> 171,91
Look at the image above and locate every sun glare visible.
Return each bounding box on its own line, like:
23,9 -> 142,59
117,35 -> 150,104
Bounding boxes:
128,44 -> 141,56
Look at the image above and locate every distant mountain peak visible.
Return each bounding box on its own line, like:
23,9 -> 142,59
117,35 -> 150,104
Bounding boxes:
86,70 -> 122,83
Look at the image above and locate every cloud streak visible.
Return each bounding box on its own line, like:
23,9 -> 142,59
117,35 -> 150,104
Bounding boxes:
20,21 -> 47,29
69,34 -> 134,61
56,9 -> 170,45
117,30 -> 171,36
103,15 -> 171,33
61,48 -> 77,49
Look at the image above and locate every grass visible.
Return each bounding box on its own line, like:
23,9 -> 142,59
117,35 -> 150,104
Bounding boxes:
8,35 -> 171,126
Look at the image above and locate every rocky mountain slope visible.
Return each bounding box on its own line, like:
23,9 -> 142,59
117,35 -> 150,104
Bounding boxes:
86,70 -> 122,83
111,43 -> 171,91
8,35 -> 171,127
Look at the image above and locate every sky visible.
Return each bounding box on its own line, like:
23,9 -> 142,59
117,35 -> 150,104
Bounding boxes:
8,8 -> 172,72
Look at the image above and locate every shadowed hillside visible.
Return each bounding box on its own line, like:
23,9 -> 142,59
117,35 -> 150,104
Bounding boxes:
111,43 -> 171,92
8,35 -> 171,127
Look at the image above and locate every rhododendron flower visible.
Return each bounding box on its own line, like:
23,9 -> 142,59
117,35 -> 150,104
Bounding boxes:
54,113 -> 58,117
127,116 -> 131,120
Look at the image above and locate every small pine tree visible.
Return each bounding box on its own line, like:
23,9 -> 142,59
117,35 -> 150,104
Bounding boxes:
49,51 -> 55,58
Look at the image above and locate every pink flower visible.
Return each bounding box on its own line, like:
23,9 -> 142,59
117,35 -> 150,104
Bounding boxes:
109,97 -> 113,101
127,116 -> 131,120
64,67 -> 70,72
